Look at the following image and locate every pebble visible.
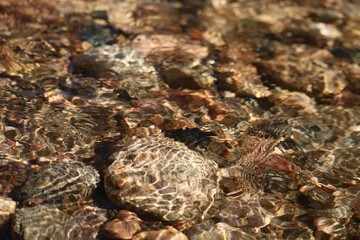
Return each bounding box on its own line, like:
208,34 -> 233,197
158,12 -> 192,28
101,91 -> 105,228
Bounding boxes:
101,210 -> 142,240
15,161 -> 99,206
12,205 -> 97,240
0,197 -> 16,230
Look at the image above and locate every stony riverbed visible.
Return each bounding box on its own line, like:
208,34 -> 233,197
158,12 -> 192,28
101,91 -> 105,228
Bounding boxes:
1,0 -> 360,239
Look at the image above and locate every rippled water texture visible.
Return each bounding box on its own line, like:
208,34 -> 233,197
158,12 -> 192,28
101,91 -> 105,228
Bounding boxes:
1,0 -> 360,239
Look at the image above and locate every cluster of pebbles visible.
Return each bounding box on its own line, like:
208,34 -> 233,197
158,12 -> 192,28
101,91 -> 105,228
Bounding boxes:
1,0 -> 360,239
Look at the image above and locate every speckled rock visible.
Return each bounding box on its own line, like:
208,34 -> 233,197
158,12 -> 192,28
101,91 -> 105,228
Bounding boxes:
133,226 -> 188,240
314,217 -> 347,239
65,205 -> 111,236
12,205 -> 97,240
0,197 -> 16,230
2,0 -> 360,239
185,221 -> 256,240
15,161 -> 99,206
260,221 -> 315,240
0,156 -> 33,196
72,45 -> 166,99
105,136 -> 220,223
101,210 -> 142,240
216,193 -> 270,230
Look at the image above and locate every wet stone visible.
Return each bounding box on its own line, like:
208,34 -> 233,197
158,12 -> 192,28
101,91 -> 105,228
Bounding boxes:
333,186 -> 360,221
100,210 -> 142,240
71,45 -> 165,98
102,219 -> 139,239
331,46 -> 360,65
257,44 -> 348,100
58,76 -> 98,99
315,206 -> 353,219
12,205 -> 97,240
1,0 -> 360,239
216,194 -> 270,230
29,104 -> 118,160
278,21 -> 341,47
132,34 -> 208,59
14,161 -> 99,206
299,186 -> 335,209
185,221 -> 256,240
0,157 -> 32,196
164,128 -> 215,150
309,8 -> 346,26
263,173 -> 298,194
133,226 -> 188,240
260,195 -> 299,220
267,90 -> 318,117
261,221 -> 315,240
158,60 -> 215,91
314,217 -> 347,239
318,106 -> 360,138
77,21 -> 118,47
216,58 -> 271,98
105,136 -> 220,223
0,197 -> 16,231
65,205 -> 110,236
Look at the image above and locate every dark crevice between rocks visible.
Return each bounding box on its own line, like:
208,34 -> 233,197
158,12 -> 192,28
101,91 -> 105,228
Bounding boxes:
164,128 -> 216,150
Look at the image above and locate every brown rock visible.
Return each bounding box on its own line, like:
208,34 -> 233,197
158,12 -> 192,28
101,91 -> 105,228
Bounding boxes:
101,210 -> 142,240
185,221 -> 256,240
258,44 -> 347,99
344,64 -> 360,93
133,34 -> 208,59
0,197 -> 16,230
133,227 -> 188,240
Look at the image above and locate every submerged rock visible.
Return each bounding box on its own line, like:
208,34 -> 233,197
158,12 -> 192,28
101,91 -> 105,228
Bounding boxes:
185,221 -> 256,240
100,210 -> 142,240
15,161 -> 99,206
133,226 -> 188,240
105,136 -> 220,223
0,197 -> 16,231
1,0 -> 360,238
12,205 -> 97,240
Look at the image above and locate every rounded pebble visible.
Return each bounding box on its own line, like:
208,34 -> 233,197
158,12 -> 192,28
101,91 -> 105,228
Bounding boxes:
12,205 -> 97,240
105,137 -> 220,222
101,210 -> 142,240
0,197 -> 16,230
15,161 -> 100,206
133,226 -> 188,240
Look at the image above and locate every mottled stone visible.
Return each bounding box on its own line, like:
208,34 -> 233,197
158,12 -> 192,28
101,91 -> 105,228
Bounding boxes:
185,221 -> 256,240
1,0 -> 360,239
30,104 -> 118,160
12,205 -> 97,240
133,226 -> 188,240
299,185 -> 335,209
217,193 -> 270,230
133,34 -> 208,59
0,156 -> 32,196
258,44 -> 347,99
314,217 -> 347,239
15,161 -> 99,206
65,205 -> 110,236
261,221 -> 315,240
0,197 -> 16,230
105,137 -> 220,222
268,90 -> 317,117
71,45 -> 165,99
101,210 -> 142,240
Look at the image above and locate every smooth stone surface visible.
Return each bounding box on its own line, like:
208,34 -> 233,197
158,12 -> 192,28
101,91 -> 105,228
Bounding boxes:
105,137 -> 220,222
0,197 -> 16,230
16,161 -> 100,206
12,205 -> 97,240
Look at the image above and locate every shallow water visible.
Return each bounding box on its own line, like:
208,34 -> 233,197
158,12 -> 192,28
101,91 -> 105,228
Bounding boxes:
1,0 -> 360,239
